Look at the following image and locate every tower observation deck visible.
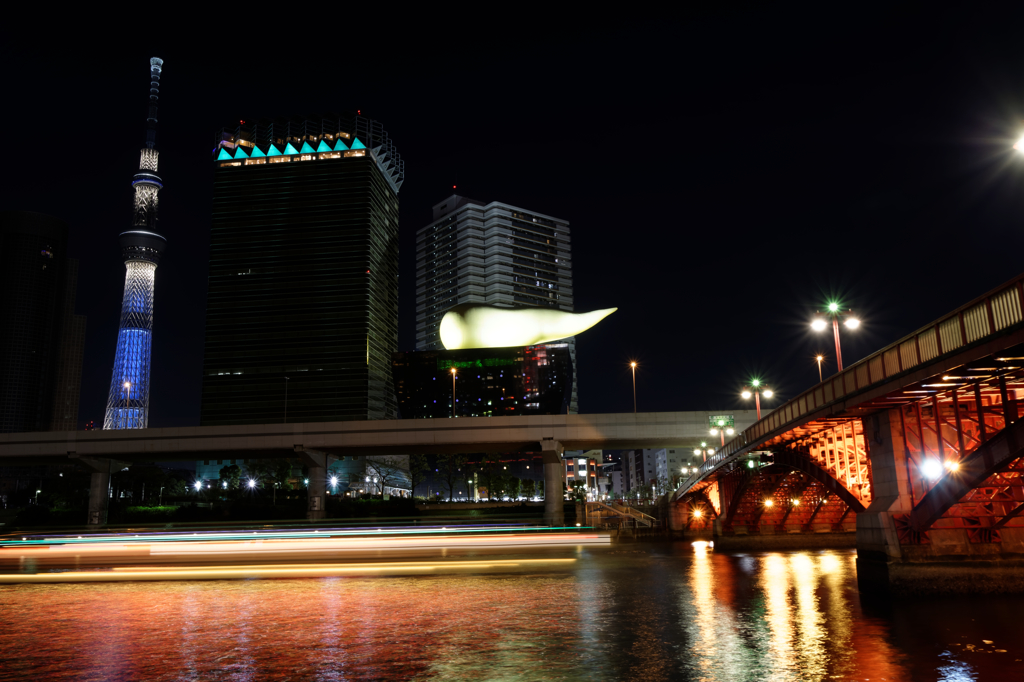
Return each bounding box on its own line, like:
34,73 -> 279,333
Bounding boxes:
102,57 -> 167,430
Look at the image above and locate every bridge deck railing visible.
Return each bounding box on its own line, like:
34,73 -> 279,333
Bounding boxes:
677,274 -> 1024,498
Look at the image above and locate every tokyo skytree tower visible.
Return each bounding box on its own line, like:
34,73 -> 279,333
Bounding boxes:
103,57 -> 168,430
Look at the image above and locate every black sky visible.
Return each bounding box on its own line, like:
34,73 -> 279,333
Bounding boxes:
4,7 -> 1024,427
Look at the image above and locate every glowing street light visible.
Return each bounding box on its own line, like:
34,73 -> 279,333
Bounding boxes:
122,381 -> 132,429
194,480 -> 203,492
742,379 -> 773,421
247,478 -> 257,489
815,355 -> 825,383
709,419 -> 734,446
1015,134 -> 1024,152
693,441 -> 715,463
812,301 -> 860,372
630,362 -> 638,413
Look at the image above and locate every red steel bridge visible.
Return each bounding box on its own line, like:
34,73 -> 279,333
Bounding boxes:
672,275 -> 1024,564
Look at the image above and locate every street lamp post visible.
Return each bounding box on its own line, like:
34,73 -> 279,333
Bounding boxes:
630,362 -> 637,413
741,379 -> 774,421
450,367 -> 457,418
815,355 -> 824,383
708,419 -> 734,446
812,302 -> 859,373
122,381 -> 132,429
693,441 -> 715,463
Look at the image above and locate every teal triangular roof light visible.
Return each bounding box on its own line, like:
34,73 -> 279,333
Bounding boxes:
284,142 -> 300,155
250,145 -> 266,158
334,138 -> 349,151
300,141 -> 316,153
267,144 -> 283,157
317,140 -> 332,152
234,146 -> 249,159
350,137 -> 366,150
217,147 -> 233,161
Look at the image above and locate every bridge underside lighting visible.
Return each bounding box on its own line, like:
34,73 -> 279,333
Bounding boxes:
921,459 -> 944,480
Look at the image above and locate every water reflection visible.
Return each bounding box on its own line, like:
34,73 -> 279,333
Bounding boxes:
681,549 -> 911,680
2,545 -> 1024,680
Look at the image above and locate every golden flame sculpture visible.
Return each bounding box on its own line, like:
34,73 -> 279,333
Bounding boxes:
440,304 -> 617,350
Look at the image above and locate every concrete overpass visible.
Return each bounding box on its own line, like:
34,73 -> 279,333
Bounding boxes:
0,410 -> 759,526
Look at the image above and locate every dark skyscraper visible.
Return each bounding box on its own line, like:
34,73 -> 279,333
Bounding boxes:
200,113 -> 404,425
392,344 -> 573,419
0,211 -> 86,432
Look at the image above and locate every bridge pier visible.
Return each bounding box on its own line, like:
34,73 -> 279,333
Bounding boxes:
75,457 -> 121,526
542,439 -> 564,527
857,409 -> 1024,594
296,447 -> 329,522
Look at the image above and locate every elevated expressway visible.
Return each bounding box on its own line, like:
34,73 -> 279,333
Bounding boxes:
671,274 -> 1024,591
0,411 -> 756,527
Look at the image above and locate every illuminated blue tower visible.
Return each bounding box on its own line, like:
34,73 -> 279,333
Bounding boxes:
103,57 -> 167,430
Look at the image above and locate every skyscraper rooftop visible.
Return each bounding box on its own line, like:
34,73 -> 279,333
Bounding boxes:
212,112 -> 404,193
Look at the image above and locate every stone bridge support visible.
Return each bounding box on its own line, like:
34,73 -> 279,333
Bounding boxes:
74,456 -> 126,526
295,447 -> 331,522
856,409 -> 914,591
541,439 -> 565,527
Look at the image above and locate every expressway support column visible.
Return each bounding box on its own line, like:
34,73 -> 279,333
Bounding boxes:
74,457 -> 123,526
856,408 -> 915,592
296,447 -> 330,522
541,439 -> 565,527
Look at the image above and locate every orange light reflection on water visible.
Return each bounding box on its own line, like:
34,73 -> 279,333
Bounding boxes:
682,546 -> 910,680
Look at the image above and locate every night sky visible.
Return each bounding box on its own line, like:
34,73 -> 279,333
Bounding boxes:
5,8 -> 1024,428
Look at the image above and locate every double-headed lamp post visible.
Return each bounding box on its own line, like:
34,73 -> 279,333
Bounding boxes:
741,379 -> 773,421
693,441 -> 715,463
811,302 -> 860,372
709,419 -> 734,446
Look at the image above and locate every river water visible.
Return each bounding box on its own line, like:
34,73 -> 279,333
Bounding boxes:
1,543 -> 1022,681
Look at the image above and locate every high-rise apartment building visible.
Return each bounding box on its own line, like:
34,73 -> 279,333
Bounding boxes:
415,195 -> 578,411
200,112 -> 403,425
0,211 -> 86,432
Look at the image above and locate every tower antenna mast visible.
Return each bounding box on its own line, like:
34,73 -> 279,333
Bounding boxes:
103,57 -> 168,430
